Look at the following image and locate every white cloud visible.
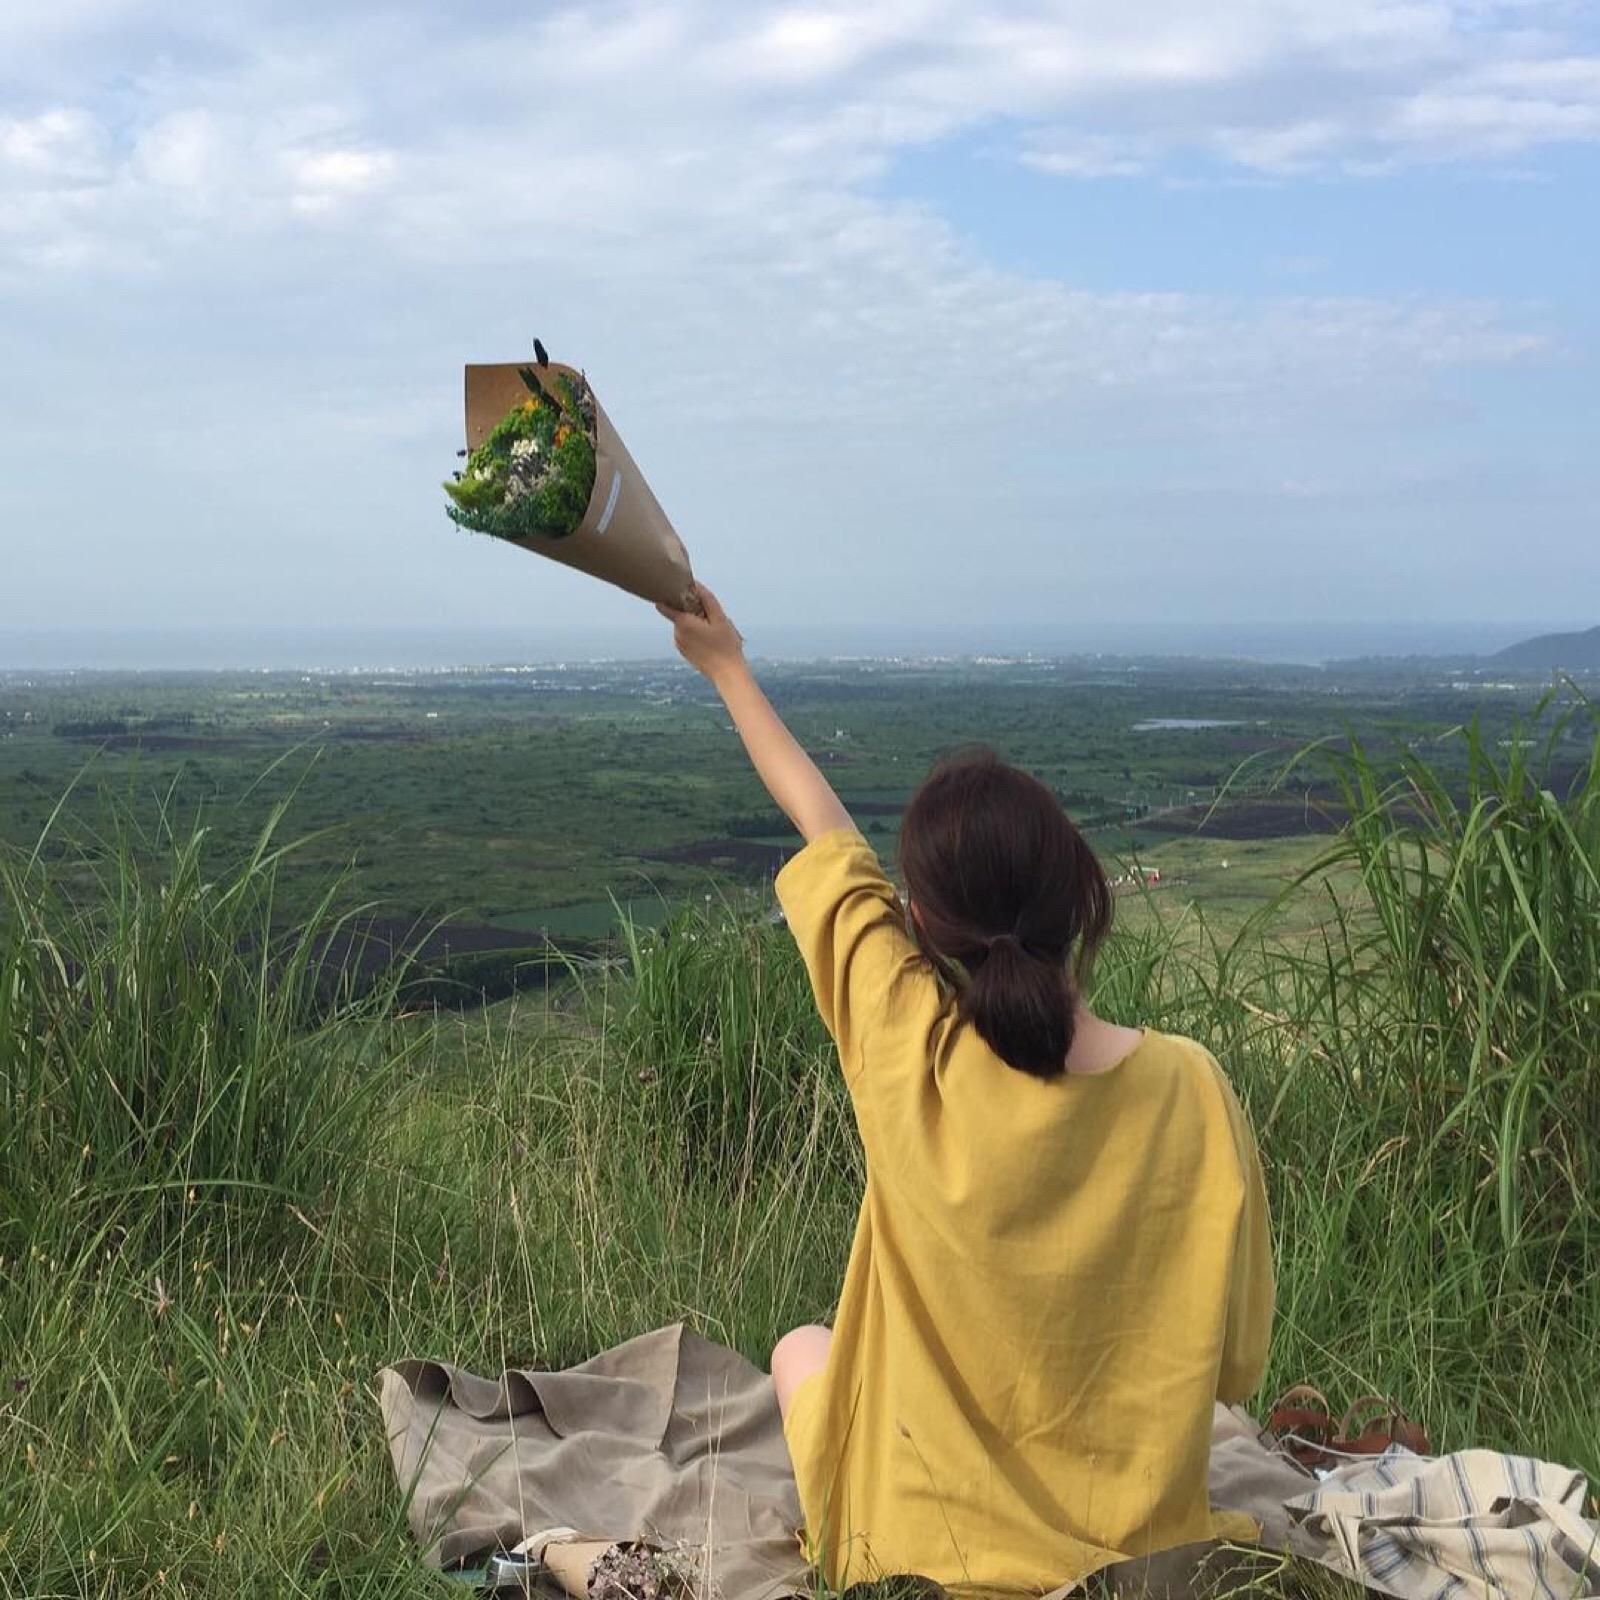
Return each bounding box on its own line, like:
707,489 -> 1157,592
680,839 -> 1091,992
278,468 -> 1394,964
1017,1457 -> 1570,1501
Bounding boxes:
737,9 -> 888,81
1020,135 -> 1153,177
0,0 -> 1591,634
132,109 -> 222,189
0,7 -> 1561,428
1210,117 -> 1349,172
0,107 -> 107,179
287,148 -> 394,192
0,6 -> 1580,378
284,146 -> 397,214
1395,81 -> 1600,150
1201,46 -> 1600,170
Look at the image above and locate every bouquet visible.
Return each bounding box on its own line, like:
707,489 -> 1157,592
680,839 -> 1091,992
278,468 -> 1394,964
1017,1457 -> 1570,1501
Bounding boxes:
446,345 -> 700,613
445,362 -> 599,542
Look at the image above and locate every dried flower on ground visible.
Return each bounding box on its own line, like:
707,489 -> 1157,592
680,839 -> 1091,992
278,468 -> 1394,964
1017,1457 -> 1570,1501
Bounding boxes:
586,1541 -> 700,1600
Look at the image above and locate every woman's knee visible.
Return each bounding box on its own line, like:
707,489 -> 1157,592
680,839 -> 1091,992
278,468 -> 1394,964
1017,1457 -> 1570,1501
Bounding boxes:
771,1323 -> 831,1417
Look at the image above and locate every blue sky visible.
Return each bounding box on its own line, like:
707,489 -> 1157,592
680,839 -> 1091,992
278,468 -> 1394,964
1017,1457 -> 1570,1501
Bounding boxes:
1,1 -> 1596,663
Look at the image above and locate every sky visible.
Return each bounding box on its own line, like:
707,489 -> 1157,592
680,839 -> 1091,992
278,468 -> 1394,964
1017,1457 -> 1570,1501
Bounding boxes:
2,0 -> 1597,665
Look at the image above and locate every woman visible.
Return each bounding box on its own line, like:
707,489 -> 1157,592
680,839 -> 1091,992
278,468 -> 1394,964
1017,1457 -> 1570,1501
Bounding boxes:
659,587 -> 1274,1592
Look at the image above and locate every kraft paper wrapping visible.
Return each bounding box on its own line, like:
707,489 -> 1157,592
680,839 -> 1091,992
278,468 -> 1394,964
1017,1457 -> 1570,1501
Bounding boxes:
464,362 -> 700,613
517,1535 -> 683,1600
540,1536 -> 613,1597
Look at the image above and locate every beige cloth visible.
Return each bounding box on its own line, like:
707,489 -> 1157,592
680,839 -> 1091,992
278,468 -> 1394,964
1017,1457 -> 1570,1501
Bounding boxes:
378,1324 -> 1599,1600
379,1325 -> 802,1598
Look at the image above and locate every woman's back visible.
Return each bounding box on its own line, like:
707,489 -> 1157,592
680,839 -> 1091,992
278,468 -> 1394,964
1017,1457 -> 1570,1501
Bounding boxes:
777,829 -> 1273,1590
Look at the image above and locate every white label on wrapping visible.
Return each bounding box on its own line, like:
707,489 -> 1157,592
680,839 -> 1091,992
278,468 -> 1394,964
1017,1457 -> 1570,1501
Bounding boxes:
596,469 -> 622,534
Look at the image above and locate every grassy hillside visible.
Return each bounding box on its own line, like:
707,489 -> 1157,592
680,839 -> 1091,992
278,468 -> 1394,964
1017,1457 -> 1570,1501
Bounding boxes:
3,709 -> 1597,1597
1493,624 -> 1600,671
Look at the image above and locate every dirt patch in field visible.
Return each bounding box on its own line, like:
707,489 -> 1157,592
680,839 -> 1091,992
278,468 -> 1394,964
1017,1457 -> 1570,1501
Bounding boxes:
1135,799 -> 1346,839
641,839 -> 798,874
84,732 -> 250,752
1548,760 -> 1592,798
312,916 -> 552,979
1214,733 -> 1301,756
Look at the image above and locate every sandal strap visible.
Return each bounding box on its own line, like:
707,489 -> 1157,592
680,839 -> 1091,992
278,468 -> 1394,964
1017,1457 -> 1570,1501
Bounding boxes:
1272,1383 -> 1334,1416
1334,1394 -> 1431,1455
1268,1383 -> 1335,1441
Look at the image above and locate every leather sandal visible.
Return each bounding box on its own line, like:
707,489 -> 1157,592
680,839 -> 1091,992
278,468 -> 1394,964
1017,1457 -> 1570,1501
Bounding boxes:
1266,1383 -> 1338,1470
1332,1394 -> 1431,1457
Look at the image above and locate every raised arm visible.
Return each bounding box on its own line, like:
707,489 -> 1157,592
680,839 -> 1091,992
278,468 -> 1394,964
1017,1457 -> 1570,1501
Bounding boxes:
658,585 -> 853,842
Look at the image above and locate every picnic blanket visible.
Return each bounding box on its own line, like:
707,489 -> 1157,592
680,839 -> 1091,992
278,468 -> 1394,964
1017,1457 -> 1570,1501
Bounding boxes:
378,1323 -> 1600,1599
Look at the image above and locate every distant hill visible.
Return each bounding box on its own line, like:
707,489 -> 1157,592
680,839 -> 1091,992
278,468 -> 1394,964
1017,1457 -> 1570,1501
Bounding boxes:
1491,625 -> 1600,670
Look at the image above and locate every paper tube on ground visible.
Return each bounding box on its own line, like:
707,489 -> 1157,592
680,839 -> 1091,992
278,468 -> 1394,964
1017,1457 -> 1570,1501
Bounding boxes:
457,359 -> 699,613
515,1533 -> 693,1600
526,1534 -> 613,1598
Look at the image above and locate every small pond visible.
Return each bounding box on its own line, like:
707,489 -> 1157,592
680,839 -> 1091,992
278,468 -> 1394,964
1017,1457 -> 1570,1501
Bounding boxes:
1132,718 -> 1245,732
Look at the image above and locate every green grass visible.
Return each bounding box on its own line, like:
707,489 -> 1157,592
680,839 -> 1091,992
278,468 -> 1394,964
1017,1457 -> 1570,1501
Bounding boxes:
3,707 -> 1598,1597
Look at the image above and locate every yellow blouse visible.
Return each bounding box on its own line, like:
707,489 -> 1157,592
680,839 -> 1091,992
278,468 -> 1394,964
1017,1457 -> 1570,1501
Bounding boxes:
774,830 -> 1274,1592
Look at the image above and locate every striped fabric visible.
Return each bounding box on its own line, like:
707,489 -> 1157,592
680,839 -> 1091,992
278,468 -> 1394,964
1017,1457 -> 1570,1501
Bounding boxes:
1284,1446 -> 1600,1600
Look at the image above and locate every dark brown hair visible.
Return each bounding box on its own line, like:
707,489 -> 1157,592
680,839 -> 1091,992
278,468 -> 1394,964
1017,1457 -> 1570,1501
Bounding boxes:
899,749 -> 1113,1079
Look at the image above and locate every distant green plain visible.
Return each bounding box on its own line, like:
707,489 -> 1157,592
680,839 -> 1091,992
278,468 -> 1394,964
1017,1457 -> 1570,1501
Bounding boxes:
0,654 -> 1557,953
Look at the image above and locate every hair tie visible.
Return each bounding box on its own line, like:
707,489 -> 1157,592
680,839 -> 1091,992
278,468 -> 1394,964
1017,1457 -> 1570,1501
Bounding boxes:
982,928 -> 1066,962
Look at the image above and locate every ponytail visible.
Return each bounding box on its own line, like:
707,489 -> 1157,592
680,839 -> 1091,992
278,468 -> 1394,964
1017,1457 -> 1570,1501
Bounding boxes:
961,933 -> 1076,1079
899,749 -> 1114,1080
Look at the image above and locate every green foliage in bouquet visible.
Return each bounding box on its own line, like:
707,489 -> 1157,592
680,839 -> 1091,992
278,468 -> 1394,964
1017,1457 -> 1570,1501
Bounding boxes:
445,368 -> 598,542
